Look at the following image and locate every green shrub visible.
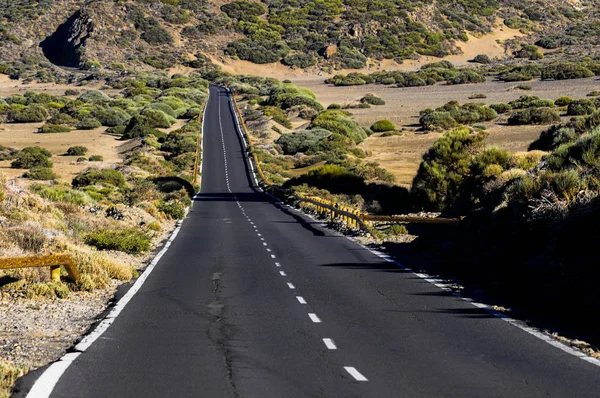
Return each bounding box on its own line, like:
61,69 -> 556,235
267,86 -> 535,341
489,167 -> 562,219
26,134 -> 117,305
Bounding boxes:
508,108 -> 561,125
10,104 -> 48,123
276,129 -> 332,155
472,54 -> 491,64
23,167 -> 56,180
0,145 -> 18,161
489,103 -> 512,114
282,53 -> 317,68
370,119 -> 396,132
141,24 -> 173,45
94,108 -> 130,127
66,146 -> 88,156
516,84 -> 532,91
508,95 -> 554,109
420,111 -> 457,130
226,39 -> 290,64
221,0 -> 266,20
140,108 -> 173,128
76,117 -> 102,130
311,110 -> 367,143
48,113 -> 78,125
542,62 -> 594,80
77,90 -> 111,102
88,155 -> 104,162
555,97 -> 573,107
567,99 -> 596,116
448,70 -> 486,85
121,116 -> 161,139
11,146 -> 52,169
411,127 -> 486,210
64,89 -> 79,96
327,103 -> 341,109
361,94 -> 385,106
37,123 -> 71,133
72,168 -> 126,188
85,228 -> 151,254
157,200 -> 187,219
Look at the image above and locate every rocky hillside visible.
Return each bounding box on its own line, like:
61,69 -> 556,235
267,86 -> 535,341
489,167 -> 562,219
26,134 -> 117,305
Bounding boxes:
0,0 -> 599,79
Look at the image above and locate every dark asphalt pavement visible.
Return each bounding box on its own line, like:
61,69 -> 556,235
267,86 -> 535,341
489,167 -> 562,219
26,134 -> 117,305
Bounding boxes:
23,85 -> 600,397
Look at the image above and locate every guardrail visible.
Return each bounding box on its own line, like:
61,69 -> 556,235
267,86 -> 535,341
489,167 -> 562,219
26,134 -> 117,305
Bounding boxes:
193,103 -> 207,185
229,93 -> 461,238
0,254 -> 80,282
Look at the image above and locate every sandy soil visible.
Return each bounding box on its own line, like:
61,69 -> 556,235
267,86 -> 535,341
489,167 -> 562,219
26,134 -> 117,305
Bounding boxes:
0,75 -> 111,98
209,24 -> 523,80
294,76 -> 600,186
0,124 -> 125,181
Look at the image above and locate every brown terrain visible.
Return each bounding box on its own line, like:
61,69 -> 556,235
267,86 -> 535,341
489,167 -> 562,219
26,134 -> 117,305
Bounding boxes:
293,76 -> 600,186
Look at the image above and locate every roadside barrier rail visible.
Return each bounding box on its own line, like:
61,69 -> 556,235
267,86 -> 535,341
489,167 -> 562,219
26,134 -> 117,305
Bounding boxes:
229,92 -> 460,237
193,103 -> 206,185
0,254 -> 80,282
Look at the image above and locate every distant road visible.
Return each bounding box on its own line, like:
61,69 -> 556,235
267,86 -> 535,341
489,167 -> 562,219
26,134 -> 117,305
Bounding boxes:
19,85 -> 600,397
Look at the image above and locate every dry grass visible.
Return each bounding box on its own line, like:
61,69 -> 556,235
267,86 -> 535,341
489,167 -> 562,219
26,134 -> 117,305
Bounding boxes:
0,175 -> 164,299
0,359 -> 26,398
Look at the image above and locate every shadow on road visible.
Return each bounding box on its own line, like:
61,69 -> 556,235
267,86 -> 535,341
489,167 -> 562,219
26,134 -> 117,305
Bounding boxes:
320,261 -> 410,273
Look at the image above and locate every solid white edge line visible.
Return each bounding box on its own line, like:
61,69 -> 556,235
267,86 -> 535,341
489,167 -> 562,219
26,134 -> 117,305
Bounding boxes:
345,233 -> 600,368
323,338 -> 337,350
308,313 -> 321,323
26,353 -> 82,398
344,366 -> 368,381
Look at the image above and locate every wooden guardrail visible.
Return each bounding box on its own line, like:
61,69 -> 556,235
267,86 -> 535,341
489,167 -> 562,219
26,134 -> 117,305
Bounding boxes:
193,103 -> 207,185
229,92 -> 461,237
0,254 -> 80,282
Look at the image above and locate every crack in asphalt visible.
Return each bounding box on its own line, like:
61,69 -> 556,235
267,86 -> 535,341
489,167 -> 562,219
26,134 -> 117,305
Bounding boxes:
208,267 -> 239,398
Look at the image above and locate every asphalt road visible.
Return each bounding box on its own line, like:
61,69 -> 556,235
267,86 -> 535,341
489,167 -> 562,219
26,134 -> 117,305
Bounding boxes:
21,85 -> 600,397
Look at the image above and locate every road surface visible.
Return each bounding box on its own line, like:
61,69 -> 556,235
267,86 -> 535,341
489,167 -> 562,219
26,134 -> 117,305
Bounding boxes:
20,85 -> 600,397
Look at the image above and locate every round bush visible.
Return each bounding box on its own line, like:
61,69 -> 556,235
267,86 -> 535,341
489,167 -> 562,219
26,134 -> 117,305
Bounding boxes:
76,117 -> 102,130
489,103 -> 512,114
66,146 -> 88,156
370,119 -> 396,132
37,123 -> 71,133
11,104 -> 49,123
567,99 -> 596,116
472,54 -> 491,64
554,97 -> 573,107
361,95 -> 385,106
11,146 -> 52,169
88,155 -> 104,162
23,167 -> 56,180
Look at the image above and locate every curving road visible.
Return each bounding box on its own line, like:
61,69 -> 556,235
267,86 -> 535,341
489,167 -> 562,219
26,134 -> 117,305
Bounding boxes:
18,85 -> 600,397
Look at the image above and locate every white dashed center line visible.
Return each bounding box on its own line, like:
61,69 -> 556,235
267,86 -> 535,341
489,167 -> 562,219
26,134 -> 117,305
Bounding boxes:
275,262 -> 281,267
344,367 -> 368,381
296,296 -> 307,304
279,271 -> 286,276
287,283 -> 295,290
271,254 -> 276,259
323,338 -> 337,350
308,313 -> 321,323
